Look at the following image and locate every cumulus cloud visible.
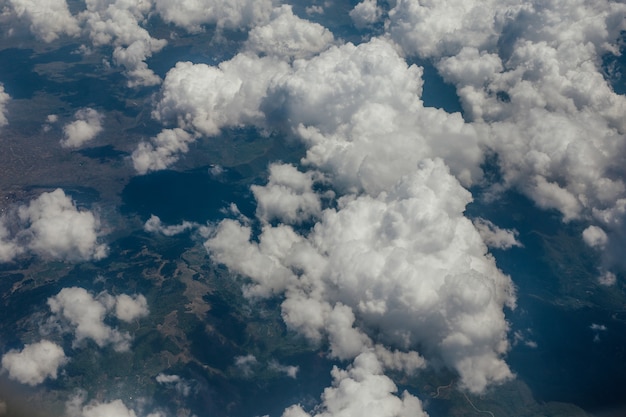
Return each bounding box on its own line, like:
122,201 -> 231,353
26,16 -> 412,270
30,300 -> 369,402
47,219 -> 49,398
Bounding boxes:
251,163 -> 322,224
153,56 -> 289,137
264,37 -> 484,194
349,0 -> 383,29
207,158 -> 516,393
583,225 -> 608,249
0,84 -> 9,127
47,287 -> 148,352
79,0 -> 167,87
6,0 -> 80,42
245,5 -> 334,59
1,340 -> 68,386
114,294 -> 149,322
390,0 -> 626,248
60,108 -> 104,148
0,189 -> 108,262
132,129 -> 195,174
282,352 -> 427,417
473,218 -> 522,249
154,0 -> 275,32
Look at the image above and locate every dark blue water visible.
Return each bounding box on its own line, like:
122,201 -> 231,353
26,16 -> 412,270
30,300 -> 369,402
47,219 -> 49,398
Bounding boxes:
121,167 -> 255,224
467,188 -> 626,412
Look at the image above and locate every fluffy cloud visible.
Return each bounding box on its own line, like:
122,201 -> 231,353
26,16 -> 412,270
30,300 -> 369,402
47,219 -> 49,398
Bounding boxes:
207,158 -> 516,393
0,84 -> 9,127
6,0 -> 80,42
60,108 -> 104,148
81,400 -> 138,417
154,0 -> 275,32
349,0 -> 383,29
153,56 -> 289,136
1,340 -> 68,386
582,225 -> 608,249
245,5 -> 334,59
387,0 -> 512,58
0,189 -> 108,262
264,37 -> 483,194
79,0 -> 167,87
132,129 -> 195,174
251,163 -> 322,224
114,294 -> 149,322
282,352 -> 427,417
473,218 -> 522,250
47,287 -> 148,351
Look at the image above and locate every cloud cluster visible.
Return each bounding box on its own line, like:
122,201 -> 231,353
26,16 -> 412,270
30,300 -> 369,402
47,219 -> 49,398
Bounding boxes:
80,0 -> 167,87
282,352 -> 426,417
47,287 -> 149,352
154,0 -> 275,33
66,392 -> 167,417
1,340 -> 68,386
6,0 -> 80,42
251,163 -> 322,224
61,108 -> 104,148
244,5 -> 334,60
132,129 -> 195,174
0,189 -> 108,262
207,158 -> 516,393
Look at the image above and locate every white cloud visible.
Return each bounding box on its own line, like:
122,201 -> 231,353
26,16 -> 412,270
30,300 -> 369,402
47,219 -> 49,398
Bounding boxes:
47,287 -> 148,352
349,0 -> 383,29
153,56 -> 289,136
1,340 -> 68,386
7,0 -> 80,42
154,0 -> 275,33
245,5 -> 334,59
0,222 -> 24,262
268,360 -> 299,379
282,352 -> 427,417
18,189 -> 108,261
234,354 -> 258,377
582,225 -> 608,249
144,214 -> 197,236
156,373 -> 191,396
0,189 -> 108,262
60,108 -> 104,148
251,163 -> 322,224
79,0 -> 167,87
0,84 -> 9,127
387,0 -> 509,58
81,400 -> 138,417
114,294 -> 149,323
473,218 -> 522,250
390,0 -> 626,245
207,158 -> 516,393
132,129 -> 195,174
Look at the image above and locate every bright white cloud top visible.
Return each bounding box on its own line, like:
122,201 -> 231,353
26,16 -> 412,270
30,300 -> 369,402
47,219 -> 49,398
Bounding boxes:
47,287 -> 149,352
1,340 -> 68,386
61,108 -> 104,148
0,189 -> 108,262
1,0 -> 626,415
